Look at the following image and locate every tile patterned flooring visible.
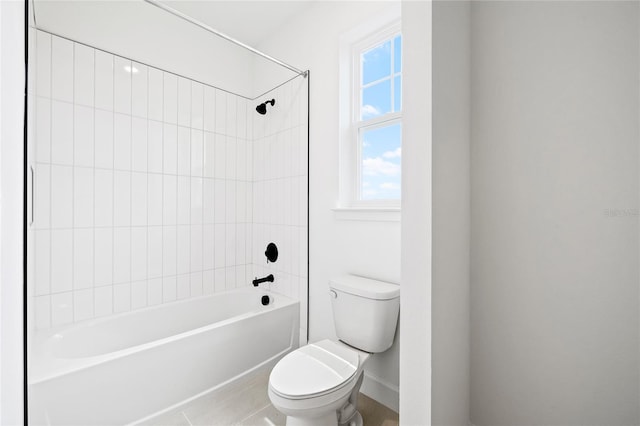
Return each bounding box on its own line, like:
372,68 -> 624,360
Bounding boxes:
139,366 -> 399,426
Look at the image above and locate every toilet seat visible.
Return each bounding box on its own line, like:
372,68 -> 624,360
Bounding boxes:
269,340 -> 360,400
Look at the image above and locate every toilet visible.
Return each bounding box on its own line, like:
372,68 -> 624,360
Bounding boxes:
268,275 -> 400,426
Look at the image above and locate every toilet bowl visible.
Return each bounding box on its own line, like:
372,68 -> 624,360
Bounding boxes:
268,275 -> 400,426
268,339 -> 369,426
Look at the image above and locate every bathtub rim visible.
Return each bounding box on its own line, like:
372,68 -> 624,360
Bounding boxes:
30,287 -> 298,385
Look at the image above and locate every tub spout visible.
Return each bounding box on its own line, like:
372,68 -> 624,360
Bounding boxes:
253,274 -> 274,286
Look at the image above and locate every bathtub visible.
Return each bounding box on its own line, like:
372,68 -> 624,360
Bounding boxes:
29,288 -> 299,425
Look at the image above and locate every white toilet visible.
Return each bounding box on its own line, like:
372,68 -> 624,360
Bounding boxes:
268,275 -> 400,426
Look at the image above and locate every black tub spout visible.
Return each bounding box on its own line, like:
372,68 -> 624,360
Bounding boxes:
253,274 -> 274,286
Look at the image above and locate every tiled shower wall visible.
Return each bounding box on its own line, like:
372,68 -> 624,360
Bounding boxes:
30,30 -> 256,328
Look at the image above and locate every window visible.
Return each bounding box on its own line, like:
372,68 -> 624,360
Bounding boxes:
339,20 -> 402,212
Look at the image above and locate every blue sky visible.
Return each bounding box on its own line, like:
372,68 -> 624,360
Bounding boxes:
360,35 -> 402,200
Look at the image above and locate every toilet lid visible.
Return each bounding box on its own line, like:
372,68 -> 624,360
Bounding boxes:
270,340 -> 359,398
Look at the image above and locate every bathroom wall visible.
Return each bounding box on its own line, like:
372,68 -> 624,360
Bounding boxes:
251,76 -> 309,344
470,2 -> 639,425
31,30 -> 255,328
432,1 -> 470,425
256,1 -> 402,411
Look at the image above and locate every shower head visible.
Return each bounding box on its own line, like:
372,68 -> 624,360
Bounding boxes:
256,99 -> 276,115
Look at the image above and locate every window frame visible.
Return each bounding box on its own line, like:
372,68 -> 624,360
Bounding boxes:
339,18 -> 402,212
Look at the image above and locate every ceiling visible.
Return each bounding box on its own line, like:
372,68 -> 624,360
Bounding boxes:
162,0 -> 317,46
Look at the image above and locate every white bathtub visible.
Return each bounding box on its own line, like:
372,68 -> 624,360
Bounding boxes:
29,288 -> 299,425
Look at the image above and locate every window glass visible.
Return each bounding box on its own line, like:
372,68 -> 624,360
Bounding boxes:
362,40 -> 391,85
362,79 -> 392,119
360,123 -> 402,200
393,75 -> 401,112
393,35 -> 402,73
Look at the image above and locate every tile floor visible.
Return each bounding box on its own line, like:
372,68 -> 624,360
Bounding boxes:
139,366 -> 399,426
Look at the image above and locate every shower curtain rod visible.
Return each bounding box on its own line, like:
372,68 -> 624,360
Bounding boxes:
143,0 -> 308,78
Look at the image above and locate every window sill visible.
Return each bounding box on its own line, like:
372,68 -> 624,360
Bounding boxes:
332,207 -> 401,222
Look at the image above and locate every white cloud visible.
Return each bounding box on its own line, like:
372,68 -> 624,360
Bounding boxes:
362,157 -> 401,177
380,182 -> 400,190
382,147 -> 401,159
362,104 -> 380,118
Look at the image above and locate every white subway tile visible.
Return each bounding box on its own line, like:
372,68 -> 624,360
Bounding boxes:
131,117 -> 148,172
51,100 -> 73,165
190,272 -> 203,297
177,225 -> 190,275
28,28 -> 37,94
215,90 -> 227,135
36,31 -> 51,98
191,129 -> 203,177
163,123 -> 177,174
94,169 -> 113,227
225,181 -> 236,224
114,57 -> 132,114
203,178 -> 215,224
73,167 -> 93,228
203,224 -> 214,270
94,109 -> 114,169
113,282 -> 131,313
74,105 -> 94,167
235,265 -> 246,288
203,270 -> 214,294
147,226 -> 163,279
132,63 -> 148,118
35,295 -> 51,329
148,278 -> 162,306
94,285 -> 113,318
162,276 -> 177,302
74,43 -> 94,107
114,171 -> 131,227
177,275 -> 190,300
226,95 -> 237,137
147,174 -> 163,226
74,288 -> 94,322
214,268 -> 226,293
203,86 -> 215,132
236,181 -> 246,223
95,51 -> 114,111
236,224 -> 246,265
190,177 -> 202,225
147,120 -> 163,173
113,228 -> 131,284
51,37 -> 73,102
214,179 -> 225,224
131,173 -> 147,226
236,139 -> 246,181
163,73 -> 178,124
114,114 -> 132,170
148,68 -> 163,121
51,165 -> 73,229
214,223 -> 225,268
203,131 -> 215,178
51,291 -> 73,326
177,176 -> 190,225
246,141 -> 253,182
35,230 -> 50,296
34,164 -> 50,229
51,229 -> 73,293
190,225 -> 203,272
225,267 -> 236,290
214,134 -> 226,179
36,97 -> 51,163
162,225 -> 176,276
131,227 -> 147,281
177,127 -> 191,176
163,175 -> 177,225
177,77 -> 191,127
131,280 -> 147,310
225,224 -> 236,267
191,82 -> 204,130
237,99 -> 247,139
94,228 -> 113,286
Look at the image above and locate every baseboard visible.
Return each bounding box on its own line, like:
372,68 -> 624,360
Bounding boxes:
360,372 -> 399,413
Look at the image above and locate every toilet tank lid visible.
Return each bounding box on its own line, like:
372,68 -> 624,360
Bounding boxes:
329,275 -> 400,300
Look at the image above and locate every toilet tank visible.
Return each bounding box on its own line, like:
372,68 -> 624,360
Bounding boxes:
329,275 -> 400,353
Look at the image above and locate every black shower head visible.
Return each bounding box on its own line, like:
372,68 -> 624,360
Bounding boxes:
256,99 -> 276,115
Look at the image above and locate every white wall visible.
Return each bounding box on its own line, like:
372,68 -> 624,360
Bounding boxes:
256,1 -> 402,411
0,0 -> 25,423
432,1 -> 470,425
470,2 -> 639,425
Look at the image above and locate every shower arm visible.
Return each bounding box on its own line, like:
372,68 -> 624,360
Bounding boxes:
142,0 -> 308,78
